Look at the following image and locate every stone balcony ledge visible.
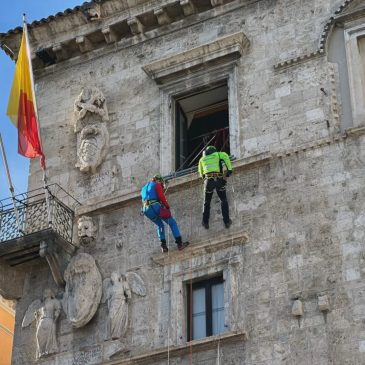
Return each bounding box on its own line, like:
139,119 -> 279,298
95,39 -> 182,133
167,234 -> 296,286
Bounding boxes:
105,330 -> 247,364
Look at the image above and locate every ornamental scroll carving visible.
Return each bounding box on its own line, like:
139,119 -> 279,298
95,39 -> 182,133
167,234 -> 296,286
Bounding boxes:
63,253 -> 102,328
73,86 -> 109,174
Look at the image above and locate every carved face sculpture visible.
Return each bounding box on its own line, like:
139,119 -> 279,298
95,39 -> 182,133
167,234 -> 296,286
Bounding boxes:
77,123 -> 108,173
77,216 -> 97,245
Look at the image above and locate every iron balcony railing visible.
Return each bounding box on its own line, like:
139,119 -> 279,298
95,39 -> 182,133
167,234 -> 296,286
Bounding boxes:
0,184 -> 80,244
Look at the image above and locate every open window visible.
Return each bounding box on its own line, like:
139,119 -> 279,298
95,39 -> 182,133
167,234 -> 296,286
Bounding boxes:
174,84 -> 230,171
142,32 -> 249,176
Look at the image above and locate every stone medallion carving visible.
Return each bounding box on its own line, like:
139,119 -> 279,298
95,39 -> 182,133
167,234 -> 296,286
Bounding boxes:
73,86 -> 109,174
22,289 -> 61,359
102,271 -> 146,339
77,216 -> 97,245
63,253 -> 102,328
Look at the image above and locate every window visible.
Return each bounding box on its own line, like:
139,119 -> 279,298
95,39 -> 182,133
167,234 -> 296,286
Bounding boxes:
174,84 -> 230,171
142,32 -> 249,175
187,275 -> 225,341
343,23 -> 365,127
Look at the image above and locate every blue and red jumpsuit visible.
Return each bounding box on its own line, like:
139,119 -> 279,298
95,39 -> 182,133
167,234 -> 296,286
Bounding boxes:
141,181 -> 181,243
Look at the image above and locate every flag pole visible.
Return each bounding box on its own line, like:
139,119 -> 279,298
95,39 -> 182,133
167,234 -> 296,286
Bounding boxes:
0,133 -> 23,234
23,14 -> 52,227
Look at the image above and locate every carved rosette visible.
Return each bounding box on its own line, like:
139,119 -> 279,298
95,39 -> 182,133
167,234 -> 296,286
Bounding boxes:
63,253 -> 102,328
73,86 -> 110,174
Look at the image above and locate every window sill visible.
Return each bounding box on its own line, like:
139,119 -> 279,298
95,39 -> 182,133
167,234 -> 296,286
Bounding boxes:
152,230 -> 249,266
106,330 -> 247,364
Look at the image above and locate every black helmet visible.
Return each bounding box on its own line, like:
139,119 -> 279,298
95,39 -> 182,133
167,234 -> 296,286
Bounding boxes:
204,146 -> 217,156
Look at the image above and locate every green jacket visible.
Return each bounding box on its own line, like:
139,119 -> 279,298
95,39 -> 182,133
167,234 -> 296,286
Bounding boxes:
198,151 -> 232,177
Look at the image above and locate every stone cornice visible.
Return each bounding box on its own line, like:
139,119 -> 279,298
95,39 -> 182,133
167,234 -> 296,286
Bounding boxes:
75,151 -> 272,216
75,127 -> 365,217
0,0 -> 249,68
142,32 -> 250,84
104,330 -> 247,364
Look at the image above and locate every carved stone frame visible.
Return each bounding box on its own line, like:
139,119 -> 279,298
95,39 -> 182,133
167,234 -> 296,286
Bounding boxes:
167,255 -> 242,346
158,64 -> 242,175
344,22 -> 365,127
143,32 -> 249,175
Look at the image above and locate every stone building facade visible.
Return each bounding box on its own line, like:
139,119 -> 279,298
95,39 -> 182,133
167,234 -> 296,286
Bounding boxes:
1,0 -> 365,364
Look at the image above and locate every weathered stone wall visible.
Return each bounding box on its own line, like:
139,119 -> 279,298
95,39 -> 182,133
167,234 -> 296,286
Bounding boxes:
3,0 -> 365,364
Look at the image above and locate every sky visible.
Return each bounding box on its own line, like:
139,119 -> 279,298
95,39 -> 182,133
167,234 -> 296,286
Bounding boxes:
0,0 -> 83,201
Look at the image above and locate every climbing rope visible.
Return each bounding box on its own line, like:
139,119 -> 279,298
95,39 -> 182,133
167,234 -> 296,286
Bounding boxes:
167,216 -> 171,365
188,171 -> 194,365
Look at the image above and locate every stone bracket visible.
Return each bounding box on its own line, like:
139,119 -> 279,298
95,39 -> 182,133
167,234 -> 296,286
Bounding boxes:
102,26 -> 118,44
211,0 -> 225,6
180,0 -> 196,16
76,36 -> 93,53
154,7 -> 171,26
39,240 -> 66,287
127,17 -> 145,35
52,43 -> 68,61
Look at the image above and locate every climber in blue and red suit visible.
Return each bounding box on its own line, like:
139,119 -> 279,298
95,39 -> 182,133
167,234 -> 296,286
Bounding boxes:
141,174 -> 189,253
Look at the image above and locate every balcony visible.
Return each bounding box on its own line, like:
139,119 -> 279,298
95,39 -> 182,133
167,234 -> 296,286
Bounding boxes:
0,185 -> 80,286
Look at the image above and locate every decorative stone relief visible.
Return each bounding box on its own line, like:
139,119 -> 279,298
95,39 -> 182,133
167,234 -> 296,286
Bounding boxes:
73,87 -> 110,174
102,271 -> 146,339
63,253 -> 102,328
74,87 -> 109,130
22,289 -> 61,359
77,216 -> 97,245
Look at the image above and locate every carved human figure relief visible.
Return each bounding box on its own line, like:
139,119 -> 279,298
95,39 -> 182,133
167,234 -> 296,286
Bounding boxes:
102,271 -> 146,339
73,86 -> 110,174
77,216 -> 97,245
63,253 -> 102,328
22,289 -> 61,359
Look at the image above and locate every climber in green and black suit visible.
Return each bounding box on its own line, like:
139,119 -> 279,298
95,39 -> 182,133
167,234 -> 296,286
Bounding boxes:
198,146 -> 233,229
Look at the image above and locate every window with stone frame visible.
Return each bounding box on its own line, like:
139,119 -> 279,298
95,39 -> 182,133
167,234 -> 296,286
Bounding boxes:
344,23 -> 365,127
142,32 -> 250,176
187,274 -> 225,341
174,83 -> 230,171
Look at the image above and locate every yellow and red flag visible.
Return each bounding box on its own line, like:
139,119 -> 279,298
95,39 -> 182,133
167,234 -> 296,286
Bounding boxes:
6,23 -> 45,169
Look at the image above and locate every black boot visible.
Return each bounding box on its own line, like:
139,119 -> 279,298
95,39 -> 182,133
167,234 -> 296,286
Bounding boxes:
175,236 -> 189,251
202,220 -> 209,229
160,239 -> 168,253
224,219 -> 232,229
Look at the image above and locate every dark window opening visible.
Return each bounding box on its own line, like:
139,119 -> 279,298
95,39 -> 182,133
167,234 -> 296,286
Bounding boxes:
175,84 -> 229,172
187,275 -> 225,341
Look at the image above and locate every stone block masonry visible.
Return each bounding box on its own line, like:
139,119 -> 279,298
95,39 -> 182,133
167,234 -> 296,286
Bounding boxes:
1,0 -> 365,364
